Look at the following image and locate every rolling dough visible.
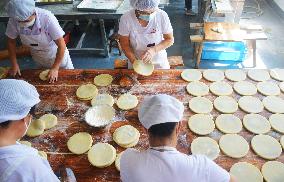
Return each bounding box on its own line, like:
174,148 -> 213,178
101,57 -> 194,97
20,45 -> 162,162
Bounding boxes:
67,132 -> 93,154
214,96 -> 238,114
262,96 -> 284,113
230,162 -> 263,182
261,161 -> 284,182
225,69 -> 246,82
94,74 -> 113,87
39,70 -> 49,81
117,94 -> 138,110
191,137 -> 220,160
181,69 -> 202,82
256,81 -> 280,96
280,136 -> 284,149
243,114 -> 271,134
280,82 -> 284,92
188,114 -> 215,135
189,97 -> 213,114
248,70 -> 270,82
270,69 -> 284,81
19,141 -> 32,147
26,119 -> 45,137
39,114 -> 57,130
91,94 -> 114,107
115,152 -> 124,171
186,81 -> 209,96
233,81 -> 257,96
76,84 -> 98,100
215,114 -> 242,134
113,125 -> 140,147
209,81 -> 233,96
219,134 -> 249,158
203,69 -> 225,82
269,114 -> 284,134
38,151 -> 48,160
238,96 -> 263,113
85,105 -> 115,127
133,60 -> 154,76
88,143 -> 116,168
251,135 -> 282,160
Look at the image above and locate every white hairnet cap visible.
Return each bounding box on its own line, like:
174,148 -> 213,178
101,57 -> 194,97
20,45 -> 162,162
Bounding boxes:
6,0 -> 35,21
130,0 -> 160,11
0,79 -> 40,123
138,94 -> 184,129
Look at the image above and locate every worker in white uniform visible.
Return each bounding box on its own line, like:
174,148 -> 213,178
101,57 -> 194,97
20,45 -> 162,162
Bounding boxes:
0,79 -> 59,182
5,0 -> 74,83
119,0 -> 174,69
120,94 -> 236,182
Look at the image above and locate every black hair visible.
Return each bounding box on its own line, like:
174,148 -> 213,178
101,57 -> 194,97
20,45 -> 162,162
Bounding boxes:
148,122 -> 177,138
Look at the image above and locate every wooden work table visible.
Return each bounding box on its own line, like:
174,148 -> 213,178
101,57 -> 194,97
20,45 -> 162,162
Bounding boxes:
17,69 -> 284,182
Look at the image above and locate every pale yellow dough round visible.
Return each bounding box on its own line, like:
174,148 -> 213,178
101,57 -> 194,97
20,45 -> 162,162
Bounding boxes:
269,114 -> 284,134
189,97 -> 213,114
203,69 -> 225,82
186,81 -> 209,96
116,94 -> 138,110
181,69 -> 202,82
243,114 -> 271,134
76,84 -> 98,100
262,96 -> 284,113
94,74 -> 113,87
26,119 -> 45,137
233,81 -> 257,96
91,94 -> 114,107
214,96 -> 238,114
270,69 -> 284,81
85,105 -> 115,127
67,132 -> 93,154
261,161 -> 284,182
113,125 -> 140,147
133,60 -> 154,76
39,69 -> 50,81
115,152 -> 124,171
215,114 -> 242,134
248,70 -> 270,82
88,143 -> 116,168
225,69 -> 247,82
188,114 -> 215,135
19,141 -> 32,147
39,114 -> 57,129
238,96 -> 263,113
191,137 -> 220,160
251,135 -> 282,160
219,134 -> 249,158
209,81 -> 233,96
38,151 -> 48,160
257,81 -> 280,96
230,162 -> 263,182
280,82 -> 284,92
0,67 -> 8,79
280,136 -> 284,149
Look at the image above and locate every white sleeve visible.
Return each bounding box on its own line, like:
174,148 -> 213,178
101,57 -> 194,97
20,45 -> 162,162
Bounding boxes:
205,157 -> 231,182
5,18 -> 19,39
118,14 -> 130,36
160,11 -> 173,34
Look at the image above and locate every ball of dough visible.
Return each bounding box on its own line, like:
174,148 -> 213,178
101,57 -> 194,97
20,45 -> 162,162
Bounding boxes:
181,69 -> 202,82
67,132 -> 93,154
238,96 -> 263,113
225,69 -> 246,82
214,96 -> 238,114
243,114 -> 271,134
219,134 -> 249,158
257,81 -> 280,96
262,96 -> 284,113
87,143 -> 116,168
209,81 -> 233,96
203,69 -> 225,82
76,84 -> 98,100
248,70 -> 270,82
85,105 -> 115,127
269,114 -> 284,134
113,125 -> 140,148
39,70 -> 50,81
26,119 -> 45,137
230,162 -> 263,182
270,69 -> 284,81
116,94 -> 138,110
91,94 -> 114,107
39,114 -> 57,130
188,114 -> 215,135
261,161 -> 284,182
94,74 -> 113,87
115,152 -> 124,171
186,81 -> 209,96
233,81 -> 257,96
189,97 -> 213,114
191,137 -> 220,160
133,60 -> 154,76
215,114 -> 242,134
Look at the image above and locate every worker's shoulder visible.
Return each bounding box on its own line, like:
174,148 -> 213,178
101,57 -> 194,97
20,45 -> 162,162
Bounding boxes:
36,7 -> 57,22
155,9 -> 169,18
120,9 -> 135,20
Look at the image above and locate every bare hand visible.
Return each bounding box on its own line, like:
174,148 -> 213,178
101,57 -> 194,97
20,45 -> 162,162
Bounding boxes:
141,48 -> 156,64
48,68 -> 59,83
9,64 -> 21,77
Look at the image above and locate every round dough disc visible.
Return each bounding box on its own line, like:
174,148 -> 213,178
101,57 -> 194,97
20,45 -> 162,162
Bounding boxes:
238,96 -> 263,113
115,152 -> 124,171
248,70 -> 270,82
120,136 -> 140,148
19,141 -> 32,147
39,114 -> 57,129
191,137 -> 220,160
262,161 -> 284,182
219,134 -> 249,158
209,81 -> 233,96
251,135 -> 282,160
38,151 -> 48,160
263,96 -> 284,113
67,132 -> 93,154
113,125 -> 140,146
26,119 -> 45,137
270,69 -> 284,81
188,114 -> 215,135
214,96 -> 238,114
91,94 -> 115,107
215,114 -> 242,134
117,94 -> 138,110
280,136 -> 284,149
186,81 -> 209,96
280,82 -> 284,93
76,84 -> 98,100
233,81 -> 257,96
39,69 -> 50,81
85,105 -> 115,127
230,162 -> 263,182
189,97 -> 213,114
88,143 -> 116,168
94,74 -> 113,87
225,69 -> 247,82
133,60 -> 154,76
269,114 -> 284,134
243,114 -> 271,134
181,69 -> 202,82
257,82 -> 280,96
203,69 -> 225,82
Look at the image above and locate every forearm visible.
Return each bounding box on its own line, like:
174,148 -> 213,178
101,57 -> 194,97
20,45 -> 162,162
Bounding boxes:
120,36 -> 137,63
7,38 -> 18,66
153,37 -> 174,53
53,38 -> 66,70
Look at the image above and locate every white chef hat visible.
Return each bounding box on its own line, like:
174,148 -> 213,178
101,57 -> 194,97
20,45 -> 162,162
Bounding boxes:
6,0 -> 35,21
130,0 -> 160,11
0,79 -> 40,123
138,94 -> 184,129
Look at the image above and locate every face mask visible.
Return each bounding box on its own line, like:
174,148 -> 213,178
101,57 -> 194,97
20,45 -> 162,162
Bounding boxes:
139,14 -> 151,21
19,18 -> 35,28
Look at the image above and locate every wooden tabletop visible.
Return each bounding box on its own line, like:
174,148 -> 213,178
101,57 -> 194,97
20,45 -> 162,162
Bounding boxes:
18,69 -> 284,182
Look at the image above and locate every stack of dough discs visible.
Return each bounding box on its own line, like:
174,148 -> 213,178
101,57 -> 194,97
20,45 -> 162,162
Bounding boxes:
19,141 -> 32,147
256,81 -> 280,96
280,136 -> 284,149
233,81 -> 257,96
115,152 -> 124,171
280,82 -> 284,92
261,161 -> 284,182
209,81 -> 233,96
85,105 -> 115,127
91,94 -> 114,107
243,114 -> 271,134
270,68 -> 284,81
219,134 -> 249,158
238,96 -> 263,113
214,96 -> 238,113
39,114 -> 57,129
67,132 -> 93,154
76,84 -> 98,100
225,69 -> 246,82
117,94 -> 138,110
181,69 -> 202,82
94,74 -> 113,87
203,69 -> 224,82
88,143 -> 116,168
262,96 -> 284,113
38,151 -> 48,160
26,119 -> 45,137
188,114 -> 215,135
215,114 -> 242,134
230,162 -> 263,182
189,97 -> 213,114
186,81 -> 209,96
248,70 -> 270,82
190,137 -> 220,160
269,114 -> 284,134
113,125 -> 140,148
251,135 -> 282,160
39,69 -> 50,81
133,60 -> 154,76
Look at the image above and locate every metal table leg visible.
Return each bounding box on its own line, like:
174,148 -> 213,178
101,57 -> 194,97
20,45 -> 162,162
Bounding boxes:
99,19 -> 110,58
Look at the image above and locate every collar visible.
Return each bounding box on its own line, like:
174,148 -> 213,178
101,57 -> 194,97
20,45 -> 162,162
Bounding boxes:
150,146 -> 177,152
